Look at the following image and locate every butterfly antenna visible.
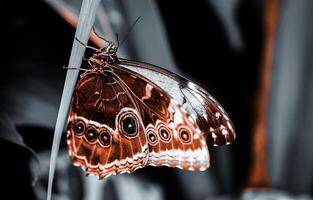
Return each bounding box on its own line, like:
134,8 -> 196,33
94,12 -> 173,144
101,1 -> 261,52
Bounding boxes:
119,16 -> 141,48
115,33 -> 120,49
92,26 -> 110,43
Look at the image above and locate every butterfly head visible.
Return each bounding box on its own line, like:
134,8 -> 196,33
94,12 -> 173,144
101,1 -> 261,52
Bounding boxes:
88,42 -> 118,73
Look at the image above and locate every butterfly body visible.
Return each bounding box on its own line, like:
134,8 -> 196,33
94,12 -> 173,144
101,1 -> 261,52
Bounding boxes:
67,41 -> 235,179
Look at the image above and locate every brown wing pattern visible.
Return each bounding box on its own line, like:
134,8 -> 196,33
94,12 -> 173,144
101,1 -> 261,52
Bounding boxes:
67,72 -> 148,179
67,58 -> 235,178
110,66 -> 210,171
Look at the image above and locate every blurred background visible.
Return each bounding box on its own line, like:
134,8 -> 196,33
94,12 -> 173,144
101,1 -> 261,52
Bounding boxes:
1,0 -> 313,199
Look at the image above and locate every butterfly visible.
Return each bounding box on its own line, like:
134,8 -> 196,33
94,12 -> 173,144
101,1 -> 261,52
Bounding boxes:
66,36 -> 236,179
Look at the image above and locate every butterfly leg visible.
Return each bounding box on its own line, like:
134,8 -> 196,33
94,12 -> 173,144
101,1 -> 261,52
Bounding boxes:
75,37 -> 99,51
63,66 -> 93,72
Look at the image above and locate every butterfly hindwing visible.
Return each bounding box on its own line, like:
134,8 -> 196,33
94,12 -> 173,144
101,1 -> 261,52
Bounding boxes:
67,72 -> 149,179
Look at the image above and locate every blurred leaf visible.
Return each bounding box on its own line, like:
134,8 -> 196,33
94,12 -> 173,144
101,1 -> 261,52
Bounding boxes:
0,109 -> 40,184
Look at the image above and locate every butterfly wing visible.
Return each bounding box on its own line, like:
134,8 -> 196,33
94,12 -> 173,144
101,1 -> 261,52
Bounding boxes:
117,59 -> 236,147
67,72 -> 149,179
108,62 -> 227,171
67,58 -> 235,177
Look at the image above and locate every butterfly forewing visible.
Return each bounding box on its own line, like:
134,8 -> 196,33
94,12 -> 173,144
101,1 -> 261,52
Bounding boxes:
117,59 -> 236,147
109,67 -> 210,171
